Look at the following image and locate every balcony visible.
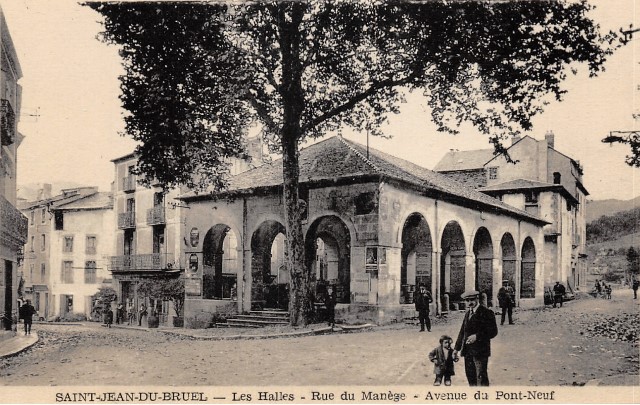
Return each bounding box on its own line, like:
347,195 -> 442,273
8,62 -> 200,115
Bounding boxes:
0,194 -> 28,250
1,99 -> 15,146
109,253 -> 177,273
118,212 -> 136,229
122,175 -> 136,193
146,206 -> 166,225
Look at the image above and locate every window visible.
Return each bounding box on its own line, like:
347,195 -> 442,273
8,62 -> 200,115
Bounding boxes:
84,261 -> 97,284
488,167 -> 498,180
54,212 -> 64,230
41,208 -> 46,223
30,210 -> 34,225
61,261 -> 73,284
40,234 -> 46,251
40,263 -> 46,282
63,236 -> 74,253
153,192 -> 164,207
525,191 -> 539,204
29,264 -> 34,283
30,236 -> 34,252
86,236 -> 97,255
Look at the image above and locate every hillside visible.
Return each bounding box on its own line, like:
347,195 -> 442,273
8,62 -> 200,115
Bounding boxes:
586,197 -> 640,223
586,207 -> 640,244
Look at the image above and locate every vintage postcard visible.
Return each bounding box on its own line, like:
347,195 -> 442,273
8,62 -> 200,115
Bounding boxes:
0,1 -> 637,404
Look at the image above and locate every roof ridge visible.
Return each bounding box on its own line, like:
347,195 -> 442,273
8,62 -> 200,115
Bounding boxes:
337,136 -> 380,173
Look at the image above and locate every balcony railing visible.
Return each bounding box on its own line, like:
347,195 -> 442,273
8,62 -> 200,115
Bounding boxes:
1,99 -> 15,146
109,253 -> 178,272
118,212 -> 136,229
0,194 -> 27,249
146,206 -> 166,225
122,175 -> 136,193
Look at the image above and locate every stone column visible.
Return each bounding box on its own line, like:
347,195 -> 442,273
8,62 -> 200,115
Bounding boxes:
465,253 -> 476,293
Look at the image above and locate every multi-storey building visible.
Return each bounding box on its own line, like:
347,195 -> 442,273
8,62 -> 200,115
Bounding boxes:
20,186 -> 113,319
109,154 -> 185,326
0,7 -> 28,333
434,132 -> 588,292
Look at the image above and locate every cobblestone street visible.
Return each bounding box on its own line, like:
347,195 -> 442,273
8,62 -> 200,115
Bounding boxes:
1,289 -> 637,387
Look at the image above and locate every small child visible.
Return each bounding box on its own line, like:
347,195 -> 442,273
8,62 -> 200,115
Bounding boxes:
428,335 -> 459,386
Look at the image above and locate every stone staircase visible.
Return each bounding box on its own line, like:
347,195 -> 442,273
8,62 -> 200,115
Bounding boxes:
216,309 -> 290,328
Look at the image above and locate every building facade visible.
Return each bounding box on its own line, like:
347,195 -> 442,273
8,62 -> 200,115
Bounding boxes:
0,7 -> 28,333
435,132 -> 588,291
179,137 -> 548,325
109,154 -> 185,326
20,186 -> 112,319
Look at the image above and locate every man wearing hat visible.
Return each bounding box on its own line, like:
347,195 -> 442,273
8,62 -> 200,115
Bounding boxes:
414,283 -> 433,332
497,280 -> 515,325
454,290 -> 498,386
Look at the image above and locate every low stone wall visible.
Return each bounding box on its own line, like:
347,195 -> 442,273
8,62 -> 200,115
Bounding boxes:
184,299 -> 238,329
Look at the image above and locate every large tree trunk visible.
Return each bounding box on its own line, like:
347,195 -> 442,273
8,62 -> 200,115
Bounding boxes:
282,136 -> 313,326
278,4 -> 313,326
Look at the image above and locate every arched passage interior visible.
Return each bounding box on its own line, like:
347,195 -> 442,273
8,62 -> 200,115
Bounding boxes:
203,224 -> 239,300
400,213 -> 432,304
305,216 -> 351,304
500,233 -> 517,290
440,221 -> 466,310
251,220 -> 287,309
473,227 -> 494,307
521,237 -> 536,299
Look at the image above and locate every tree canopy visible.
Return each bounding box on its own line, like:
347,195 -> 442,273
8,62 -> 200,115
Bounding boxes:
88,0 -> 619,325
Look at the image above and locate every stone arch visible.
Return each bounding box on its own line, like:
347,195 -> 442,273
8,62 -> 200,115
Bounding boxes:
440,220 -> 466,309
400,212 -> 433,304
473,227 -> 494,306
202,224 -> 240,300
500,233 -> 517,290
305,215 -> 351,304
520,237 -> 537,299
251,220 -> 287,309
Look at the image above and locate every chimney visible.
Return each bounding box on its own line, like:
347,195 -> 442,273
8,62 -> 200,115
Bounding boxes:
511,135 -> 521,145
37,183 -> 52,201
545,130 -> 555,149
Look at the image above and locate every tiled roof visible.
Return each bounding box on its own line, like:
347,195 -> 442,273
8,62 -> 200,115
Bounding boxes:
480,179 -> 557,192
19,187 -> 100,210
433,149 -> 496,171
182,136 -> 546,224
54,192 -> 113,210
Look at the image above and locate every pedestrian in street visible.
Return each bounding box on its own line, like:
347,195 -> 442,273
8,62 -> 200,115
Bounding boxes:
116,303 -> 124,324
605,283 -> 612,300
324,285 -> 337,328
632,279 -> 639,299
138,303 -> 147,327
595,280 -> 602,296
127,301 -> 135,325
497,280 -> 515,325
454,290 -> 498,387
19,300 -> 37,335
552,281 -> 566,308
414,283 -> 433,332
105,307 -> 114,328
428,335 -> 459,386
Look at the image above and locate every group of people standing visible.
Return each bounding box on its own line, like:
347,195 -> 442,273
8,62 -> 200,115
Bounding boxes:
415,284 -> 500,387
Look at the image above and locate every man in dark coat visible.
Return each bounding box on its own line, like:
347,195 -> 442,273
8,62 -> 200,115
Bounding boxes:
20,300 -> 37,335
497,280 -> 515,325
552,281 -> 566,308
324,285 -> 337,328
632,279 -> 639,300
454,290 -> 498,386
414,283 -> 433,332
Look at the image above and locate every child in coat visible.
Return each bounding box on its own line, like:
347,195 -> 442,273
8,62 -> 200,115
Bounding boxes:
428,335 -> 459,386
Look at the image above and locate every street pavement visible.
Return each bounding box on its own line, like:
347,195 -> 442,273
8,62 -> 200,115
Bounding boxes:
0,288 -> 637,386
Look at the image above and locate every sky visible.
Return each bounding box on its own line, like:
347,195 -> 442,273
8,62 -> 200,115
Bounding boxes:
1,0 -> 638,201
